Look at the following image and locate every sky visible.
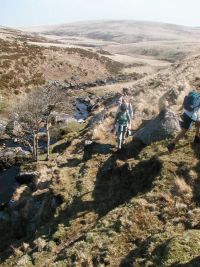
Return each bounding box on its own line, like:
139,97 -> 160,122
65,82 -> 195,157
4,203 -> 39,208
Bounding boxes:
0,0 -> 200,28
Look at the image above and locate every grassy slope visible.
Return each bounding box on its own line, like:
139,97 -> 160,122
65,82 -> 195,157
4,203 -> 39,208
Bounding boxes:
0,32 -> 123,98
23,21 -> 200,65
1,124 -> 200,266
2,25 -> 200,267
24,20 -> 200,43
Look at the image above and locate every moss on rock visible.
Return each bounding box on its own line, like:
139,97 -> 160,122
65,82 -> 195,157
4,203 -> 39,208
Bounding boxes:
162,230 -> 200,266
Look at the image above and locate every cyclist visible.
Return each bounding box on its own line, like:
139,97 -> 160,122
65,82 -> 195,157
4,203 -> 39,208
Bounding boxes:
117,97 -> 133,130
113,103 -> 130,150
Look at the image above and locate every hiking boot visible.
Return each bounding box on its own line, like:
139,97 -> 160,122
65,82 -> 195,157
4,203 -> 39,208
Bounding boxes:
194,135 -> 200,144
167,143 -> 176,153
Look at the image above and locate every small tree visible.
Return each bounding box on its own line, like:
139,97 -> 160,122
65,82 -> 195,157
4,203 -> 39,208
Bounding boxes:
14,85 -> 66,161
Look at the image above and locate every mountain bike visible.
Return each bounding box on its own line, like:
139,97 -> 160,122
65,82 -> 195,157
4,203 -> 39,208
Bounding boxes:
117,124 -> 128,149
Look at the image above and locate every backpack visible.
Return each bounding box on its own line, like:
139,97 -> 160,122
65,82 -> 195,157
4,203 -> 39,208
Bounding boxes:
183,91 -> 200,112
116,111 -> 130,125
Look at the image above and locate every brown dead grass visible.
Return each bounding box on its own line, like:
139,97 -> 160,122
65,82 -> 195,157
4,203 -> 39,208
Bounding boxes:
173,177 -> 193,196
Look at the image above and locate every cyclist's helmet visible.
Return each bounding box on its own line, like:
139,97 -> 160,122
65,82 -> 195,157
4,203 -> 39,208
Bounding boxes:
120,103 -> 127,112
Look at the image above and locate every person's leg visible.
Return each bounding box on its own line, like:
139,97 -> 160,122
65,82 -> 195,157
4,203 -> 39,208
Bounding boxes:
167,113 -> 192,152
194,121 -> 200,143
173,129 -> 188,144
195,121 -> 200,136
115,122 -> 119,135
117,125 -> 122,149
167,128 -> 188,153
122,126 -> 127,145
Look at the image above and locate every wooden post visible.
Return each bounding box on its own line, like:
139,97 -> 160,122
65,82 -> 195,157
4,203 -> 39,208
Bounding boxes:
33,134 -> 36,161
36,132 -> 38,162
46,119 -> 50,161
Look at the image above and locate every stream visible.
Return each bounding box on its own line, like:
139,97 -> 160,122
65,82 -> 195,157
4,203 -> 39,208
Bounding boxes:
75,99 -> 90,121
0,166 -> 20,205
0,99 -> 91,206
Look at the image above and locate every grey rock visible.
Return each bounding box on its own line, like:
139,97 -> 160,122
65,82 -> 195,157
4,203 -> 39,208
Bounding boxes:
4,151 -> 15,158
5,120 -> 23,137
0,120 -> 8,136
89,110 -> 107,128
0,147 -> 31,171
47,80 -> 71,90
50,112 -> 76,124
134,109 -> 181,145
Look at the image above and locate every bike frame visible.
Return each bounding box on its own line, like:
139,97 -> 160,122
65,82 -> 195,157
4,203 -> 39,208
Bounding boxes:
117,124 -> 128,149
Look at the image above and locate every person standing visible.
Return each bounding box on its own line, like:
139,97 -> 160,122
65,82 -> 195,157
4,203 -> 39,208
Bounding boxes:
167,91 -> 200,153
117,87 -> 130,105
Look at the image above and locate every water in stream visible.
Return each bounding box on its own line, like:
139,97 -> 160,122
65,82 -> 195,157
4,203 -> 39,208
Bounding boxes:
0,166 -> 20,205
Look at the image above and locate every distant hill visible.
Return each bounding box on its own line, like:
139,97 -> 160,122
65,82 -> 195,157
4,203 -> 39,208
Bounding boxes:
21,20 -> 200,43
0,25 -> 123,98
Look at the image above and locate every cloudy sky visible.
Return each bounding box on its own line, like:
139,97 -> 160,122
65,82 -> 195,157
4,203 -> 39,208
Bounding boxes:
0,0 -> 200,27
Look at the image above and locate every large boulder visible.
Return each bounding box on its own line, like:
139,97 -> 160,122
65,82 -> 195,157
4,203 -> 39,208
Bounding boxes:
134,109 -> 181,145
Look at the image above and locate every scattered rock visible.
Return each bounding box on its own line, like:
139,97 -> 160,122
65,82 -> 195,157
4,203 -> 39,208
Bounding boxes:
5,120 -> 23,137
159,83 -> 189,111
50,111 -> 76,124
134,109 -> 181,145
0,147 -> 31,171
0,120 -> 8,136
88,110 -> 107,128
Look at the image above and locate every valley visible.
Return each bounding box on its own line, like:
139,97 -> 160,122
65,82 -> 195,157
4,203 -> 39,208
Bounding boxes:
1,20 -> 200,266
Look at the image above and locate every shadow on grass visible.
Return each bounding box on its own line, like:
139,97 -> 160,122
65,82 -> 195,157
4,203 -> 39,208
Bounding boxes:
170,256 -> 200,267
51,140 -> 71,154
0,185 -> 62,263
58,158 -> 82,168
83,142 -> 114,161
191,144 -> 200,204
115,138 -> 146,161
0,166 -> 20,207
120,237 -> 172,267
92,154 -> 162,216
0,140 -> 162,264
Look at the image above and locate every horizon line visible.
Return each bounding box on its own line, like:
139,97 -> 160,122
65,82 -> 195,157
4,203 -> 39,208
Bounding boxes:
1,19 -> 200,30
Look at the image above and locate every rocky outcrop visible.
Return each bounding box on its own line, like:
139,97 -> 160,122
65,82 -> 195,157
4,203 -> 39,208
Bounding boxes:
50,96 -> 101,123
47,73 -> 144,91
75,96 -> 101,120
0,120 -> 8,136
5,120 -> 23,137
88,110 -> 108,128
158,84 -> 190,112
134,109 -> 181,145
0,147 -> 31,171
5,189 -> 59,240
50,111 -> 76,124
